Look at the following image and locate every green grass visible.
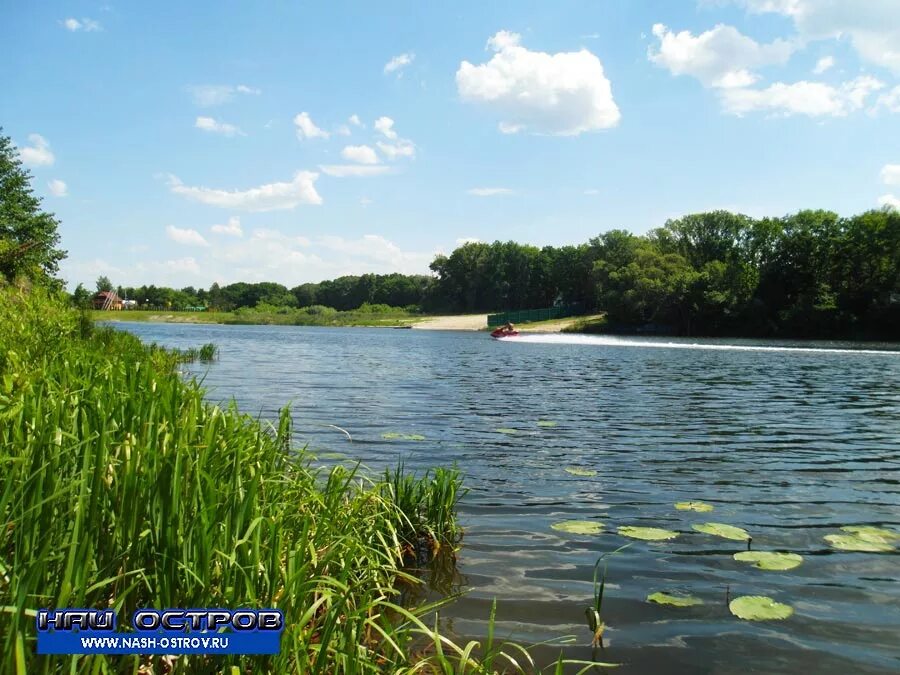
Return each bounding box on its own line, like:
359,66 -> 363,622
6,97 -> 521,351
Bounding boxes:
561,315 -> 608,334
91,307 -> 426,327
91,309 -> 233,323
1,288 -> 567,674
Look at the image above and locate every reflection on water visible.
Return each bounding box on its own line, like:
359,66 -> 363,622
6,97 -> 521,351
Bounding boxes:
115,322 -> 900,674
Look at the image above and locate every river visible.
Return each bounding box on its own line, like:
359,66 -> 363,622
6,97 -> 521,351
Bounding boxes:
114,322 -> 900,674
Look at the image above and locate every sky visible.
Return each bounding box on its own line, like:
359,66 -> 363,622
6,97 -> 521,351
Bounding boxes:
2,0 -> 899,291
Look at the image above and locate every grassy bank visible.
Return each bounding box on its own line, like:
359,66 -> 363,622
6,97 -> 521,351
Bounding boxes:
0,289 -> 545,673
92,305 -> 423,327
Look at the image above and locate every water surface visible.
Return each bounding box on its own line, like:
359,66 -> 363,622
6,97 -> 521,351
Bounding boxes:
116,322 -> 900,674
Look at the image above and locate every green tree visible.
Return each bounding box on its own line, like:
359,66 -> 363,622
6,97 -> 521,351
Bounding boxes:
0,129 -> 66,283
71,283 -> 91,308
96,275 -> 113,293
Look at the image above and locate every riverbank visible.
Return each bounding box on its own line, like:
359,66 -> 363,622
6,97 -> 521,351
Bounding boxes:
3,289 -> 546,673
94,309 -> 606,333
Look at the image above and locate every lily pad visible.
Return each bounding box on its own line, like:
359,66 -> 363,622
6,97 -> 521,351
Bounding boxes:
729,595 -> 793,621
537,420 -> 557,427
674,501 -> 714,513
647,592 -> 703,607
734,551 -> 803,571
618,526 -> 679,541
824,533 -> 895,552
551,520 -> 604,535
494,428 -> 518,435
840,526 -> 899,544
692,522 -> 750,541
381,432 -> 426,441
564,467 -> 597,477
316,452 -> 347,460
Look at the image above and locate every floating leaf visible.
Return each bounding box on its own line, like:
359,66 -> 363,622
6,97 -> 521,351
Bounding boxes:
564,467 -> 597,477
692,522 -> 750,541
840,526 -> 899,544
618,526 -> 679,541
494,428 -> 518,435
674,501 -> 714,513
537,420 -> 557,427
381,432 -> 426,441
647,592 -> 703,607
734,551 -> 803,571
729,595 -> 793,621
551,520 -> 604,535
824,533 -> 894,552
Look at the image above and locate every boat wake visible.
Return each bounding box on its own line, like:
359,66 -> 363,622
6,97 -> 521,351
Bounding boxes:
499,333 -> 900,356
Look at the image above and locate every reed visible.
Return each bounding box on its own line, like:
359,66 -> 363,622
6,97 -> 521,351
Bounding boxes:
0,288 -> 549,674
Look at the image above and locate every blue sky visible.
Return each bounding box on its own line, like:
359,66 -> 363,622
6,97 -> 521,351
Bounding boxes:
2,1 -> 899,290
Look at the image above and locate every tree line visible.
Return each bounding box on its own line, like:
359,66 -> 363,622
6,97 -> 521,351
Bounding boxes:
83,208 -> 899,339
429,209 -> 899,338
2,129 -> 897,339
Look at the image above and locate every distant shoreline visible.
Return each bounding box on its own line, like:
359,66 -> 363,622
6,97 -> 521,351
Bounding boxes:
92,310 -> 605,333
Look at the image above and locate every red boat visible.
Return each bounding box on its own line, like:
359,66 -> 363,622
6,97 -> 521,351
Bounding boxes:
490,328 -> 519,339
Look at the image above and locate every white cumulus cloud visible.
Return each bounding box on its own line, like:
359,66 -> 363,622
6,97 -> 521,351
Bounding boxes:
341,145 -> 379,164
348,114 -> 362,127
720,75 -> 883,117
195,116 -> 244,136
467,187 -> 515,197
294,112 -> 330,140
374,116 -> 398,139
384,52 -> 415,75
648,23 -> 794,88
18,134 -> 55,167
210,216 -> 243,237
319,165 -> 391,178
186,84 -> 260,107
166,225 -> 210,247
737,0 -> 900,73
167,172 -> 322,211
456,30 -> 620,135
48,179 -> 68,197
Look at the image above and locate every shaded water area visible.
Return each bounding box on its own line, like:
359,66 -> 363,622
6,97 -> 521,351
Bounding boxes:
115,322 -> 900,674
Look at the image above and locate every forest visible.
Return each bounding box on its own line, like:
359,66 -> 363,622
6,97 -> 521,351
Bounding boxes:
84,208 -> 900,340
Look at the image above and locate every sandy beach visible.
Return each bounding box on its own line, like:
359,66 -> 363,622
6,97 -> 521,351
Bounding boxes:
412,314 -> 488,330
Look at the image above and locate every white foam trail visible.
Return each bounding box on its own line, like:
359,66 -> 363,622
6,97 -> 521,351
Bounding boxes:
499,333 -> 900,356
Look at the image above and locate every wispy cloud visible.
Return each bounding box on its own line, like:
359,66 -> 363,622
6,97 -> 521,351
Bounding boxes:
384,52 -> 415,75
195,116 -> 244,137
48,179 -> 68,197
210,216 -> 243,237
167,172 -> 322,211
467,187 -> 514,197
319,165 -> 391,178
186,84 -> 260,107
62,17 -> 102,32
165,225 -> 210,247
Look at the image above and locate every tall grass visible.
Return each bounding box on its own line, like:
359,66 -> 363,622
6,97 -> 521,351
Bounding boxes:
0,288 -> 547,674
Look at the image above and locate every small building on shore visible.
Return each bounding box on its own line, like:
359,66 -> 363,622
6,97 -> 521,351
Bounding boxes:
92,290 -> 124,310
